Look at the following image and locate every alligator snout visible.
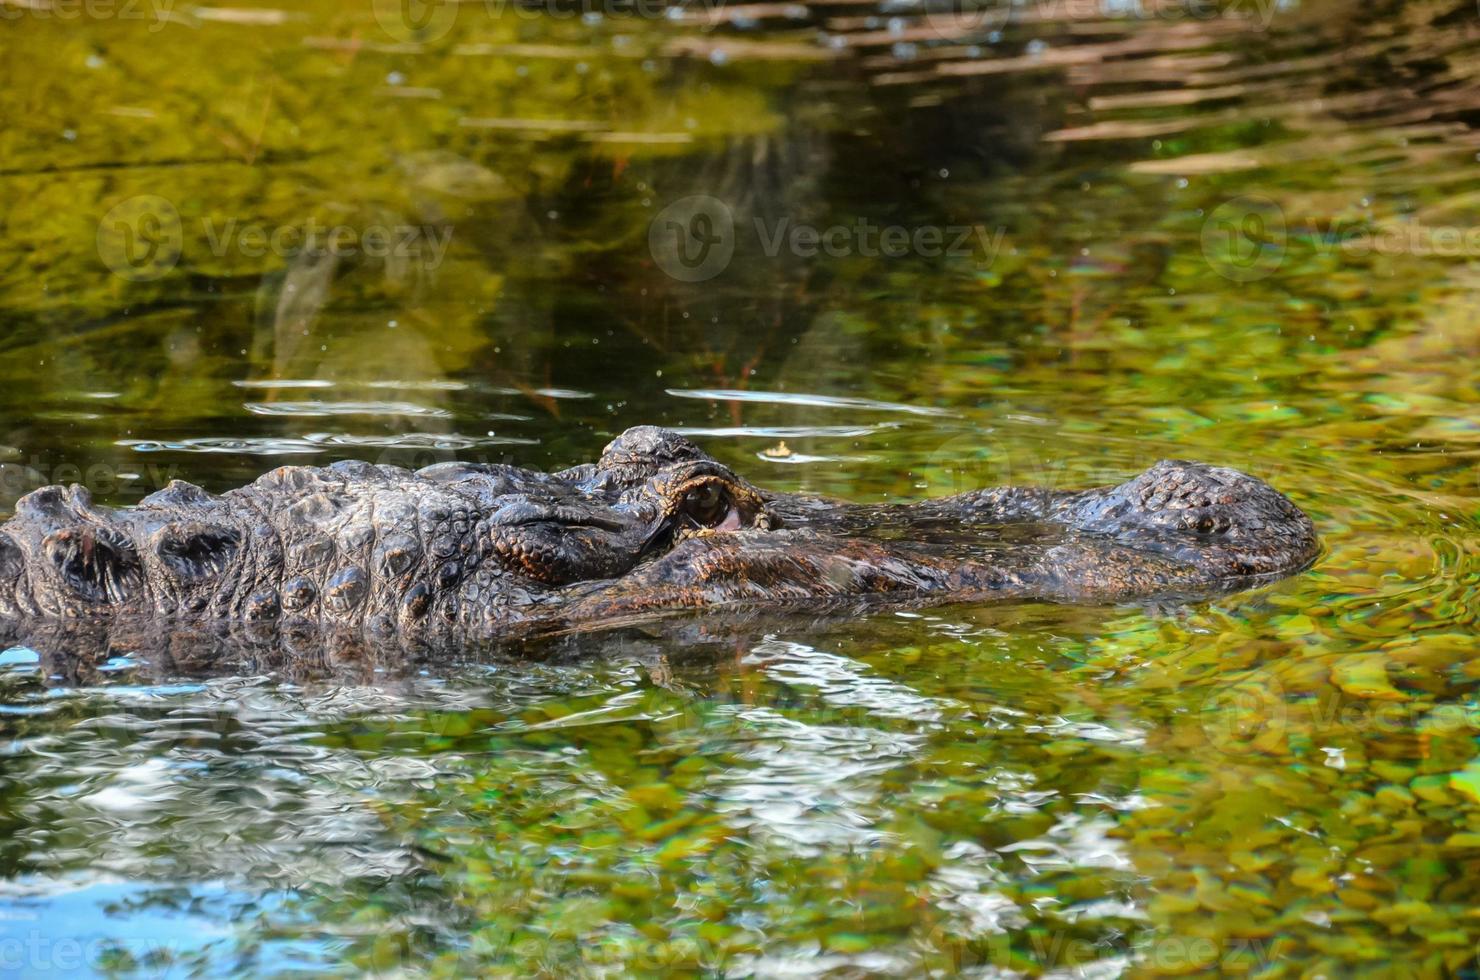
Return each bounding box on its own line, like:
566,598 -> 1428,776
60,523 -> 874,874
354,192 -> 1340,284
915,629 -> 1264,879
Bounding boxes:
1053,459 -> 1320,580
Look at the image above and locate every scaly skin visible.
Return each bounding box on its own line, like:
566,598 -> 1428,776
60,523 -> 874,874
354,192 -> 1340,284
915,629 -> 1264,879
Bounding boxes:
0,427 -> 1318,650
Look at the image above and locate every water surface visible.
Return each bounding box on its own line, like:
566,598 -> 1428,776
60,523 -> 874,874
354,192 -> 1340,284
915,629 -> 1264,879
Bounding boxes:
2,0 -> 1480,974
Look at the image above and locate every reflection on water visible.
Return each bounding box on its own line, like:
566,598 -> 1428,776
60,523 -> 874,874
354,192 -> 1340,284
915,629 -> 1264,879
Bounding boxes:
3,0 -> 1480,972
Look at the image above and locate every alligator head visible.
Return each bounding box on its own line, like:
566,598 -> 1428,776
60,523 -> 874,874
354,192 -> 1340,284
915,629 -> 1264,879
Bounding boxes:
557,434 -> 1319,623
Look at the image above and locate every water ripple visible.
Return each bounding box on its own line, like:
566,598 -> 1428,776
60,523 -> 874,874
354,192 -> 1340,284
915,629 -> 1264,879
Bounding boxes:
667,388 -> 956,416
242,401 -> 452,419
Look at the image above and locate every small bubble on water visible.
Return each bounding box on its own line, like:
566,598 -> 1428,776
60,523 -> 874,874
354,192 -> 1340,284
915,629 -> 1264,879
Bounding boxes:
386,71 -> 405,86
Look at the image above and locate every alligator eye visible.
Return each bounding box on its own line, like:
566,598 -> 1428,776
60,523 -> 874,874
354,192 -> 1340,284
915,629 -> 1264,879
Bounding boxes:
682,483 -> 730,527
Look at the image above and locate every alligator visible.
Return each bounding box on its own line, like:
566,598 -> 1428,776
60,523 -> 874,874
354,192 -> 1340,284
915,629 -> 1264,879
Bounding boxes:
0,427 -> 1318,652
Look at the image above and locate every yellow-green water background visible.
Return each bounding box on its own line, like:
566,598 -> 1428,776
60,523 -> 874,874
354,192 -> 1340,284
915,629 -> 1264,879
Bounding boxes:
1,0 -> 1479,973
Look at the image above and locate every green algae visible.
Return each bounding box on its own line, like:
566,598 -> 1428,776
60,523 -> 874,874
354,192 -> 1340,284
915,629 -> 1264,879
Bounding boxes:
2,0 -> 1480,975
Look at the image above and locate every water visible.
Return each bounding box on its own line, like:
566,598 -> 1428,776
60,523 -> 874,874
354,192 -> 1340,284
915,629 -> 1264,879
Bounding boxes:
2,0 -> 1479,973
